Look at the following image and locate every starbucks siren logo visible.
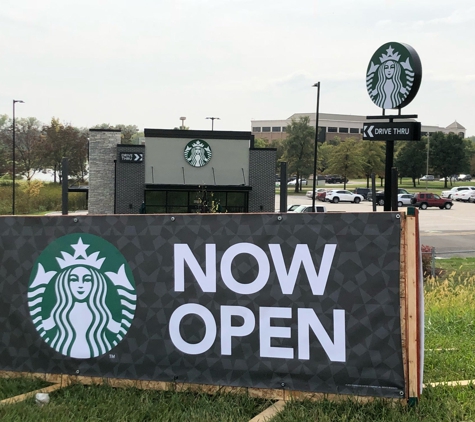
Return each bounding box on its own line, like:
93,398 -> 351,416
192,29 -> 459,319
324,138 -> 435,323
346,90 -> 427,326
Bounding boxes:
184,139 -> 212,167
28,234 -> 136,359
366,42 -> 422,110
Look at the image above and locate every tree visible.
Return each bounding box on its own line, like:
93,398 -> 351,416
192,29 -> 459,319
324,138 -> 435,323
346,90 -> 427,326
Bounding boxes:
327,139 -> 364,189
253,138 -> 268,148
0,114 -> 11,176
430,132 -> 470,188
359,141 -> 385,187
14,117 -> 44,181
394,140 -> 427,187
41,118 -> 89,183
282,116 -> 315,192
317,143 -> 334,175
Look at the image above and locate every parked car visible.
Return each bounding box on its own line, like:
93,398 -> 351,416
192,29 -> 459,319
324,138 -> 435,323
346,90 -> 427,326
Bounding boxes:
306,188 -> 327,199
420,175 -> 435,181
325,190 -> 364,204
287,178 -> 308,186
287,204 -> 301,211
367,189 -> 410,206
410,192 -> 453,209
453,189 -> 475,202
397,193 -> 414,207
441,186 -> 475,199
288,205 -> 327,213
317,190 -> 328,202
457,174 -> 472,181
324,175 -> 348,184
353,188 -> 371,199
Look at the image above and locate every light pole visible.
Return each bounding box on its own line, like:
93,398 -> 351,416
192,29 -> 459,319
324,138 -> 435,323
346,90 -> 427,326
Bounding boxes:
12,99 -> 24,215
180,116 -> 186,129
426,131 -> 430,191
311,82 -> 320,211
206,117 -> 220,131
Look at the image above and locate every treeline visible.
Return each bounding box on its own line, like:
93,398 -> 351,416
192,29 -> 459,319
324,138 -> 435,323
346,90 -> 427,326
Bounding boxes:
256,116 -> 475,191
0,116 -> 141,183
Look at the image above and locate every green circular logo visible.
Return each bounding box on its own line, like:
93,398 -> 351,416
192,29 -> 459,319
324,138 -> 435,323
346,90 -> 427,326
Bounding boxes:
28,234 -> 136,359
366,42 -> 422,110
184,139 -> 212,167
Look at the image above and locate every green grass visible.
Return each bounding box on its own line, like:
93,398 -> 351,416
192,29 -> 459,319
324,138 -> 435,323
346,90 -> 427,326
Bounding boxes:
1,258 -> 475,421
0,384 -> 272,422
0,377 -> 51,401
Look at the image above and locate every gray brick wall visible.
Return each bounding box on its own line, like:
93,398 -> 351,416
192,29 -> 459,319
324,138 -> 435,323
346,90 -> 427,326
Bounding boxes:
248,148 -> 276,212
116,145 -> 145,214
88,130 -> 120,214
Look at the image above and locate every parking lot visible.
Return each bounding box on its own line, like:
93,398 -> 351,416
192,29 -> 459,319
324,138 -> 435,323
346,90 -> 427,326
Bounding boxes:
278,194 -> 475,257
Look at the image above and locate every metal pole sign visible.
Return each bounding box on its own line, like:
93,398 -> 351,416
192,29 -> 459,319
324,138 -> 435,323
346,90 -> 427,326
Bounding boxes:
363,122 -> 421,141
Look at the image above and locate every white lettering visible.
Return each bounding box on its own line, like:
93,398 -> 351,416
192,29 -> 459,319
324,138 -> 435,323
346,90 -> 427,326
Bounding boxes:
169,304 -> 216,354
298,309 -> 346,362
221,243 -> 270,294
220,306 -> 255,355
259,307 -> 293,359
269,244 -> 336,295
174,244 -> 216,292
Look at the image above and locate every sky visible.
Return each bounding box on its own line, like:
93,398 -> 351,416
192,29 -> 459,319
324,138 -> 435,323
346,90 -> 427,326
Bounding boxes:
1,0 -> 474,136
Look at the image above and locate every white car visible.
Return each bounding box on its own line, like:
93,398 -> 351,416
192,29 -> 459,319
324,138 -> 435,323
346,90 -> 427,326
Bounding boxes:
288,205 -> 327,213
420,175 -> 435,181
306,188 -> 327,199
441,186 -> 475,199
325,190 -> 364,204
288,178 -> 308,186
397,194 -> 414,207
453,189 -> 475,202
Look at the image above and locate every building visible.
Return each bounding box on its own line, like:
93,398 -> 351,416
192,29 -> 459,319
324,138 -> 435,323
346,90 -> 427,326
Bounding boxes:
87,128 -> 276,215
251,113 -> 466,143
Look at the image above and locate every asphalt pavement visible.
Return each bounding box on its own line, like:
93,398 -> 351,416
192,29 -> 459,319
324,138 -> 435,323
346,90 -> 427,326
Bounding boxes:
278,192 -> 475,258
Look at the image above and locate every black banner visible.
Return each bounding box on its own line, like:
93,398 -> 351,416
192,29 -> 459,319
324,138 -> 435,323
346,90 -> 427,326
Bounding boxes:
0,213 -> 404,398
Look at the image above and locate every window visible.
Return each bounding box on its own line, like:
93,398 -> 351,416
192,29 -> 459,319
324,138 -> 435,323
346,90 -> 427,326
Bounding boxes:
328,127 -> 337,133
339,127 -> 349,133
282,127 -> 286,132
272,127 -> 281,132
252,127 -> 261,132
262,127 -> 271,132
350,128 -> 359,134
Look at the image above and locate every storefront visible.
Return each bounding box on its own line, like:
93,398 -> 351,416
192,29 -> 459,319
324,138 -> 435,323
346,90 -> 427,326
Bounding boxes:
87,128 -> 276,215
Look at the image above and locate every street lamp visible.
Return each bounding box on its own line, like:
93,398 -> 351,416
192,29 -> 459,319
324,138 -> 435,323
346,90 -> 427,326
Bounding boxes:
426,131 -> 430,191
311,83 -> 320,211
180,116 -> 186,129
12,99 -> 24,215
206,117 -> 220,131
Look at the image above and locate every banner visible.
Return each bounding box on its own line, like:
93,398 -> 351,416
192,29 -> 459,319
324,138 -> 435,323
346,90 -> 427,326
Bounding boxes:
0,213 -> 404,398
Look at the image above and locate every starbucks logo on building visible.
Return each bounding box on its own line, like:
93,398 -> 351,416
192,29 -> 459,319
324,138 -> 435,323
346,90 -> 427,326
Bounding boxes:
28,234 -> 136,359
184,139 -> 212,167
366,42 -> 422,110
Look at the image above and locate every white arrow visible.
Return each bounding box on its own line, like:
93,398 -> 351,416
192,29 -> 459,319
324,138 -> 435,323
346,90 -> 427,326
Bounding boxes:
364,125 -> 374,138
134,153 -> 142,162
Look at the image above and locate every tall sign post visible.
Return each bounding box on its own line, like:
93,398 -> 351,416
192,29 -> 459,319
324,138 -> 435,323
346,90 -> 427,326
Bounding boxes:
365,42 -> 422,211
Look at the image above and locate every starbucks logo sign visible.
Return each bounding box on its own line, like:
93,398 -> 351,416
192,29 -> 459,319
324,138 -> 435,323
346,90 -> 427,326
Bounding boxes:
28,234 -> 136,359
184,139 -> 212,167
366,42 -> 422,110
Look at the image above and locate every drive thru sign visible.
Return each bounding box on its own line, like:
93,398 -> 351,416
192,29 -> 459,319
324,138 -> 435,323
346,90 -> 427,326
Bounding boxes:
362,122 -> 421,141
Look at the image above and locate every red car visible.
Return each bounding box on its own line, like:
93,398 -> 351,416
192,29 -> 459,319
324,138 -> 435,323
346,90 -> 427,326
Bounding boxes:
317,190 -> 327,202
410,192 -> 453,210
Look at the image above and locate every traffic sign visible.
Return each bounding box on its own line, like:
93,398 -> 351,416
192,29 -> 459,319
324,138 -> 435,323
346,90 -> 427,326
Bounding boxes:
362,122 -> 421,141
120,152 -> 144,163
